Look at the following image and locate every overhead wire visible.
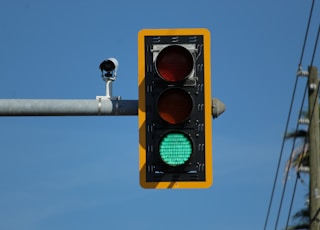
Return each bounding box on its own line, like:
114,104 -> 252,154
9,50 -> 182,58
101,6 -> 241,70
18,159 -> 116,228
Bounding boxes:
284,86 -> 309,229
278,15 -> 319,230
310,24 -> 320,67
298,0 -> 316,68
284,145 -> 308,229
263,64 -> 300,230
263,0 -> 316,228
274,82 -> 308,229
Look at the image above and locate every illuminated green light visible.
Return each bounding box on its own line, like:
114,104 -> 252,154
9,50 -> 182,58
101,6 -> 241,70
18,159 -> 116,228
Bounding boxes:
159,133 -> 192,166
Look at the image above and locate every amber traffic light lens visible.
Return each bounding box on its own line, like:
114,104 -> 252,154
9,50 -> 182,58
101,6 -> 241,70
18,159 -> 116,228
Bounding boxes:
155,45 -> 194,82
157,88 -> 193,124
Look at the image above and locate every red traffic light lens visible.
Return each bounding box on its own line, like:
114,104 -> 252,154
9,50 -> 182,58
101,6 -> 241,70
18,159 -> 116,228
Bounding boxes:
155,45 -> 194,82
157,88 -> 193,124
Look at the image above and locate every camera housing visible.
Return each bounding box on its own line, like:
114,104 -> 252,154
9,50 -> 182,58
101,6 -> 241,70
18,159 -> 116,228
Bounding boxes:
97,57 -> 120,100
99,58 -> 119,79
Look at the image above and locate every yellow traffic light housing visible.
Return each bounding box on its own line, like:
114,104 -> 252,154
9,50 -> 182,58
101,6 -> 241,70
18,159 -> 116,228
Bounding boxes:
138,28 -> 212,189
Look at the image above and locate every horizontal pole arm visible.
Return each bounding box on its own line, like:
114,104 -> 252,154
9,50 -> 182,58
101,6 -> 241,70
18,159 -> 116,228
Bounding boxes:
0,99 -> 138,116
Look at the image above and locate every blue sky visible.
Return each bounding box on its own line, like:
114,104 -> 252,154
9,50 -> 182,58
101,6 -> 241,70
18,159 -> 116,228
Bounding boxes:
0,0 -> 319,229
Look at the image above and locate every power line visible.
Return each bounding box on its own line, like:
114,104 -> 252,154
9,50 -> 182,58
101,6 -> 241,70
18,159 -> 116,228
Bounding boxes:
283,25 -> 320,229
310,24 -> 320,67
284,106 -> 309,229
284,143 -> 308,229
264,0 -> 316,228
263,72 -> 300,230
282,24 -> 320,227
274,82 -> 308,229
298,0 -> 316,68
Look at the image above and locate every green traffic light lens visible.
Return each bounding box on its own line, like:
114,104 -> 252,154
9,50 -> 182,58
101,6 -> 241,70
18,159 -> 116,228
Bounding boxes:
155,45 -> 194,82
159,132 -> 192,167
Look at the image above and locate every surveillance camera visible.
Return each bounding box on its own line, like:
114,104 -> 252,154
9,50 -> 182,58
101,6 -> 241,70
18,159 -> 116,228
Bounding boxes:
97,57 -> 120,100
99,58 -> 119,77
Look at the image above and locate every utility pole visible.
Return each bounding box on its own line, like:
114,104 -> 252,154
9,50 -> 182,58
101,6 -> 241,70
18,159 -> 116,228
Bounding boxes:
308,66 -> 320,229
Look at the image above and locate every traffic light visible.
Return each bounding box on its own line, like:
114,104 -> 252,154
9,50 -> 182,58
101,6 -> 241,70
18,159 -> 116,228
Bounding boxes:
138,28 -> 212,189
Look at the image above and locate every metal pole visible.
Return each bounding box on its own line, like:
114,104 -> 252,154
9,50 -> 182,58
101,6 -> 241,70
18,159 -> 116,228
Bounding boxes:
308,66 -> 320,230
0,99 -> 138,116
0,98 -> 225,118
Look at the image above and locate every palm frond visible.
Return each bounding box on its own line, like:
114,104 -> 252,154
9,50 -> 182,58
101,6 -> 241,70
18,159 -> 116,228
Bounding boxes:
284,143 -> 309,178
286,207 -> 310,230
285,130 -> 308,139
